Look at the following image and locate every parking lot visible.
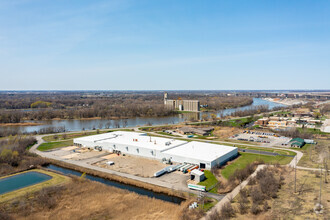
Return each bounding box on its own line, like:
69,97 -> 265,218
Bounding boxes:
230,130 -> 291,147
46,146 -> 190,186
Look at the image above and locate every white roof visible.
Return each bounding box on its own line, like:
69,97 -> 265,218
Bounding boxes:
163,141 -> 237,162
74,132 -> 118,142
75,131 -> 187,151
191,169 -> 204,176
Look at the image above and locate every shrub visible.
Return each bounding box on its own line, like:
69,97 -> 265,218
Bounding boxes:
35,185 -> 65,209
229,162 -> 256,184
0,209 -> 13,220
250,186 -> 264,204
251,203 -> 261,215
220,202 -> 235,219
263,201 -> 269,211
206,209 -> 220,220
237,188 -> 249,214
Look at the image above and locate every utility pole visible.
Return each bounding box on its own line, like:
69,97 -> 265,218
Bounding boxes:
294,156 -> 297,193
319,167 -> 322,205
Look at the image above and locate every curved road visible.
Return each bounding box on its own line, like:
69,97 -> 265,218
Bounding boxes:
30,126 -> 323,217
30,134 -> 224,201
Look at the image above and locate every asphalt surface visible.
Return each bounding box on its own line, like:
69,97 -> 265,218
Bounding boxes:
30,135 -> 224,201
238,148 -> 295,157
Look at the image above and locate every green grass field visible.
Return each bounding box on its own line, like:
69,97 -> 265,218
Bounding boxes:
202,197 -> 218,211
221,153 -> 293,179
155,131 -> 179,137
198,170 -> 218,193
238,146 -> 296,156
38,140 -> 73,151
297,128 -> 330,136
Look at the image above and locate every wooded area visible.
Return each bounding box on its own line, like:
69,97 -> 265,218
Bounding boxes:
0,91 -> 254,123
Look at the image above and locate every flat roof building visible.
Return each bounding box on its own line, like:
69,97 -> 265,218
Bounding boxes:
74,131 -> 238,169
163,141 -> 238,169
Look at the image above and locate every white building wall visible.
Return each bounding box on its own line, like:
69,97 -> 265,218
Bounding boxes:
162,153 -> 212,169
74,138 -> 168,160
211,148 -> 238,168
74,134 -> 238,169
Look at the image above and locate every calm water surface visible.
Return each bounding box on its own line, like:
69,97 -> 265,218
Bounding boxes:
0,98 -> 284,133
0,171 -> 52,195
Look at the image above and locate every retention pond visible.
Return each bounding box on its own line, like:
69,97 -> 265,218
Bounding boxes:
0,171 -> 52,195
45,164 -> 184,205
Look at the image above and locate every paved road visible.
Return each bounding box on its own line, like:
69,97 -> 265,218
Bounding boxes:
238,148 -> 294,157
30,135 -> 224,201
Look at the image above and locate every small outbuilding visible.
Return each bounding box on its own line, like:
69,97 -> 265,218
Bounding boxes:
191,169 -> 205,183
289,138 -> 305,148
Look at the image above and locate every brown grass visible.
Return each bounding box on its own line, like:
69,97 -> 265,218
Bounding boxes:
3,178 -> 184,220
213,127 -> 243,139
0,122 -> 43,126
231,167 -> 330,219
46,159 -> 188,199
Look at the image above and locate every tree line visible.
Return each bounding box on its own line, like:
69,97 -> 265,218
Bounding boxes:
0,91 -> 258,123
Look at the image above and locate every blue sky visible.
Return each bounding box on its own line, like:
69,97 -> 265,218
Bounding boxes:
0,0 -> 329,90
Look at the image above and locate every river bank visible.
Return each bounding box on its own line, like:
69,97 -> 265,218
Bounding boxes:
44,160 -> 187,202
0,98 -> 285,134
263,97 -> 307,106
0,122 -> 43,127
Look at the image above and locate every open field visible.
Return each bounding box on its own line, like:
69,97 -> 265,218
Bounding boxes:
221,153 -> 293,179
231,169 -> 330,219
297,140 -> 330,168
95,154 -> 169,177
1,176 -> 185,220
38,140 -> 73,151
213,127 -> 243,139
0,169 -> 69,203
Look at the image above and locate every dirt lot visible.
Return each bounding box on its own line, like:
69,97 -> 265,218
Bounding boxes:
213,127 -> 243,139
94,154 -> 169,177
1,178 -> 184,220
157,172 -> 190,189
49,147 -> 106,161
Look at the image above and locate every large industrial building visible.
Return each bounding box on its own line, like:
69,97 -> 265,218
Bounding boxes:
164,92 -> 200,112
73,131 -> 238,169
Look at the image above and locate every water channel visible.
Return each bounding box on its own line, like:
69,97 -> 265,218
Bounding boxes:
44,164 -> 184,204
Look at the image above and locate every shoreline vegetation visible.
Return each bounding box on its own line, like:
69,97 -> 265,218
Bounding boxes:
0,92 -> 254,124
44,159 -> 188,200
0,122 -> 43,127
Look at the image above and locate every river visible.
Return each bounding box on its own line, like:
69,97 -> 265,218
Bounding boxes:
0,98 -> 284,133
